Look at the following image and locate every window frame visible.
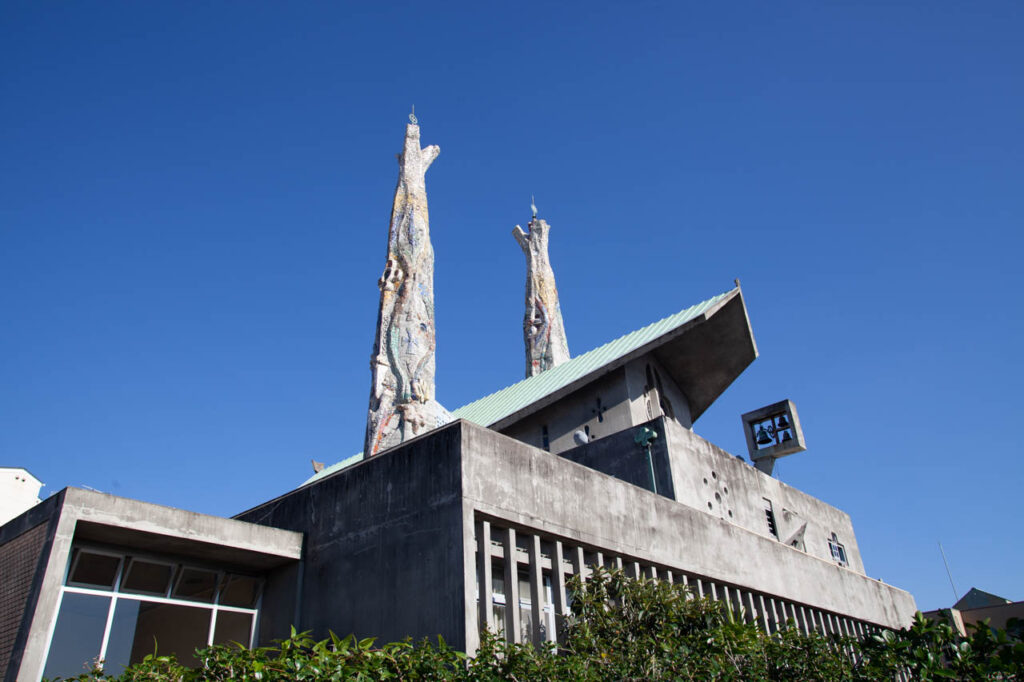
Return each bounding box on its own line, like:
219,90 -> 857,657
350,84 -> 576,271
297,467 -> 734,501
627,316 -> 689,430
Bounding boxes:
41,544 -> 263,676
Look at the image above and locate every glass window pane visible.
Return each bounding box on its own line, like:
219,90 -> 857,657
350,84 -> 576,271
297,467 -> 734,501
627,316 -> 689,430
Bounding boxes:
173,567 -> 218,602
69,552 -> 121,589
122,560 -> 173,596
102,599 -> 141,677
492,603 -> 506,636
219,574 -> 261,608
128,602 -> 211,668
491,563 -> 505,598
520,605 -> 533,642
213,610 -> 253,646
42,593 -> 110,679
518,573 -> 532,604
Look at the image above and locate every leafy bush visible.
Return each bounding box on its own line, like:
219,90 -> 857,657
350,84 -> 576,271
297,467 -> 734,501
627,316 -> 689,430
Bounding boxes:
50,569 -> 1023,681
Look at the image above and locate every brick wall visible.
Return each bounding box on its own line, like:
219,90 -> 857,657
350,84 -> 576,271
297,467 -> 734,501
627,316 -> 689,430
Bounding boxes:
0,523 -> 48,680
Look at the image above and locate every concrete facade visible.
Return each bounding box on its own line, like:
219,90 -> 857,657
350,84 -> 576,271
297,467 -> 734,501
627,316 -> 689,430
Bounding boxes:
234,418 -> 914,654
2,286 -> 920,678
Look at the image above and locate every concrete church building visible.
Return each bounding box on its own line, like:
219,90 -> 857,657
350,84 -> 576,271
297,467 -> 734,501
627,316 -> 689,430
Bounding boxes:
1,118 -> 916,681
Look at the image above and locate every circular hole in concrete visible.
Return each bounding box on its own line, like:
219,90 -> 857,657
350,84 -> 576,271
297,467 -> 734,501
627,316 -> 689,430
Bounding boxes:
724,486 -> 729,494
728,510 -> 733,518
711,471 -> 718,479
707,501 -> 713,510
703,478 -> 708,485
715,492 -> 722,503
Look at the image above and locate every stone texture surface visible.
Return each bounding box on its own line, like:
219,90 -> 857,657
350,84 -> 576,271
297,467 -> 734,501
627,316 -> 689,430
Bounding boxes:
365,122 -> 452,457
513,217 -> 570,377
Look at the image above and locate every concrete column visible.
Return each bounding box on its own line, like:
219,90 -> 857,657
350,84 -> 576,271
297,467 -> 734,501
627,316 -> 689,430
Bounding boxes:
571,545 -> 585,580
757,594 -> 769,631
644,565 -> 657,580
770,598 -> 781,633
476,519 -> 493,632
614,556 -> 623,572
527,534 -> 544,646
502,527 -> 521,642
552,540 -> 567,641
628,561 -> 641,579
746,591 -> 758,624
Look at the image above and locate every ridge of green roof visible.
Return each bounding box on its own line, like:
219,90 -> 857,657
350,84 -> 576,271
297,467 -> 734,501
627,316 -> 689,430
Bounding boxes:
451,289 -> 733,428
300,289 -> 733,488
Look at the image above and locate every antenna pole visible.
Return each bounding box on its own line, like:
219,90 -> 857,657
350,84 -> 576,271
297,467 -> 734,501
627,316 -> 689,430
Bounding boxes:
938,541 -> 959,602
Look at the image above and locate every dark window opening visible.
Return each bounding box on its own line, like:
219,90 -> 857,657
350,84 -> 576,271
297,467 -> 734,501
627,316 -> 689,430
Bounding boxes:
68,551 -> 121,590
541,425 -> 550,451
763,499 -> 779,539
122,559 -> 173,596
653,368 -> 675,419
828,533 -> 848,567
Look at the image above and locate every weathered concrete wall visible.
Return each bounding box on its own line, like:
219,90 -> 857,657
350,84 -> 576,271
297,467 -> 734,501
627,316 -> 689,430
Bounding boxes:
238,423 -> 469,649
557,419 -> 675,500
623,357 -> 693,429
664,420 -> 865,574
458,420 -> 916,629
499,368 -> 633,453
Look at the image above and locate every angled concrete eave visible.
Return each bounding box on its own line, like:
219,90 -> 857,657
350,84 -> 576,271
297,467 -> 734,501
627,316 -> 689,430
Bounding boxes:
474,287 -> 757,430
657,287 -> 758,421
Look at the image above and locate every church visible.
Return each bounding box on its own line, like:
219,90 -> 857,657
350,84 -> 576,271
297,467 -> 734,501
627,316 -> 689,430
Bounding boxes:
0,118 -> 916,681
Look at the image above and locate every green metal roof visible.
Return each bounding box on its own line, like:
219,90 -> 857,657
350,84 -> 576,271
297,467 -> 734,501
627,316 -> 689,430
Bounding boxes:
452,289 -> 733,427
303,452 -> 362,485
301,289 -> 733,487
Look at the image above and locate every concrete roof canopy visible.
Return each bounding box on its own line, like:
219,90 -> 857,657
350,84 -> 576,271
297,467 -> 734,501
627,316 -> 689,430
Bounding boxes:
302,287 -> 756,487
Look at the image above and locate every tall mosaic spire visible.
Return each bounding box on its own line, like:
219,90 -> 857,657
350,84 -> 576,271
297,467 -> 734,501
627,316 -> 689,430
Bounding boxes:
364,114 -> 452,458
513,204 -> 570,378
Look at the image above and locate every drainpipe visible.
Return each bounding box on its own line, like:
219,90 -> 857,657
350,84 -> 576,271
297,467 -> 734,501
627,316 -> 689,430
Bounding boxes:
634,427 -> 659,495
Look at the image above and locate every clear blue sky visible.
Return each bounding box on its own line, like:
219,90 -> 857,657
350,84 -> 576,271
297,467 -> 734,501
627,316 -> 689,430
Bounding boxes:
2,2 -> 1021,613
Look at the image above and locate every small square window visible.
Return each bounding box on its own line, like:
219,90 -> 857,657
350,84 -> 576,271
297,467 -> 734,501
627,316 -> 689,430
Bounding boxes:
828,533 -> 848,567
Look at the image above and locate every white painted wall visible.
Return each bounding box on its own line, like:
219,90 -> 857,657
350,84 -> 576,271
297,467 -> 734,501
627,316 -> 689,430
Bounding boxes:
0,467 -> 43,526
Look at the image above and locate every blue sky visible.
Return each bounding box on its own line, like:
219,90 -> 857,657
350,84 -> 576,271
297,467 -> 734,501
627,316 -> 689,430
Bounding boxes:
2,2 -> 1021,612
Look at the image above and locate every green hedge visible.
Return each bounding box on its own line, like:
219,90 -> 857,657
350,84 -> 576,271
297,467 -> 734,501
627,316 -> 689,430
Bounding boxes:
53,569 -> 1023,681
